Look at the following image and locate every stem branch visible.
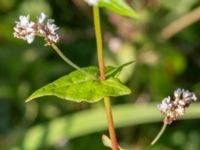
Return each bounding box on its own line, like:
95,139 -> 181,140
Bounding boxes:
51,43 -> 97,79
51,43 -> 81,70
93,6 -> 119,150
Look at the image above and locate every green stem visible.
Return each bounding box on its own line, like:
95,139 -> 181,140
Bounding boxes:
150,123 -> 167,146
51,43 -> 81,70
93,6 -> 119,150
93,7 -> 105,80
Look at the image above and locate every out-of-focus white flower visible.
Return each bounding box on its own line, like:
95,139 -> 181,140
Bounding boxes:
157,88 -> 197,124
14,13 -> 59,46
86,0 -> 109,6
87,0 -> 98,6
13,15 -> 36,44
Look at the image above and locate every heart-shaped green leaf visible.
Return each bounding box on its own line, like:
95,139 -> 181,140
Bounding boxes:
26,66 -> 131,103
99,0 -> 139,18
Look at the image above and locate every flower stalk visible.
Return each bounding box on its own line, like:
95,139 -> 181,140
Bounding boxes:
150,123 -> 167,146
150,88 -> 197,146
93,6 -> 119,150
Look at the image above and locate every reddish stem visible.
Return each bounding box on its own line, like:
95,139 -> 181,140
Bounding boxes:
93,6 -> 119,150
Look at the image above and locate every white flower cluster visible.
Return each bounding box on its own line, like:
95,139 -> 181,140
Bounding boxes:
14,13 -> 59,46
87,0 -> 108,6
157,88 -> 197,124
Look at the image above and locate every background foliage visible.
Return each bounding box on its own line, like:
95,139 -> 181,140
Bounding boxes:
0,0 -> 200,149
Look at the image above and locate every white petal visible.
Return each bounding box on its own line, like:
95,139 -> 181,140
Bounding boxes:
178,100 -> 185,106
13,32 -> 18,38
192,94 -> 197,101
39,28 -> 46,36
182,90 -> 197,102
29,22 -> 35,27
47,19 -> 59,33
183,90 -> 195,100
48,34 -> 59,42
38,12 -> 47,23
19,15 -> 30,27
47,19 -> 55,25
158,103 -> 168,112
26,34 -> 35,43
174,88 -> 183,99
14,27 -> 19,32
163,96 -> 171,104
176,106 -> 184,116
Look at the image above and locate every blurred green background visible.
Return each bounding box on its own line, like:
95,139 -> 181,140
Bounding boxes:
1,0 -> 200,149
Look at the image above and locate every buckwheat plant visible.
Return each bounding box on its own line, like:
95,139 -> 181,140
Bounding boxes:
14,0 -> 138,150
13,1 -> 197,149
150,88 -> 197,146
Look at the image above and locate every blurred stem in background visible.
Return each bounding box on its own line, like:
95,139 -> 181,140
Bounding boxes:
160,6 -> 200,39
93,6 -> 119,150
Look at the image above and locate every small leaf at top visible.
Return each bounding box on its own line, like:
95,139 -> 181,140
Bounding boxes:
102,134 -> 113,149
102,134 -> 127,150
99,0 -> 139,18
26,66 -> 131,103
105,61 -> 134,78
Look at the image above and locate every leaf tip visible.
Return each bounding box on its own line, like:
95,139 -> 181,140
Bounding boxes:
25,93 -> 39,103
127,88 -> 132,95
25,97 -> 32,103
130,13 -> 140,19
